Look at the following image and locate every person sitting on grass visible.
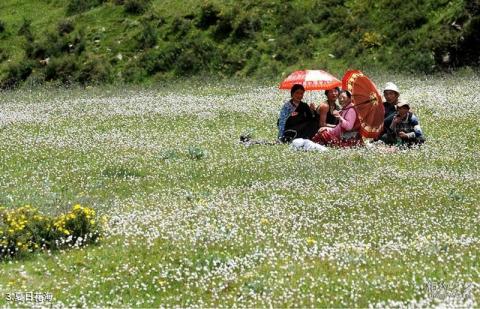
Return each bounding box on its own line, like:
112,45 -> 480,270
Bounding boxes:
312,90 -> 362,147
380,101 -> 425,146
277,84 -> 318,143
382,82 -> 401,136
316,87 -> 340,128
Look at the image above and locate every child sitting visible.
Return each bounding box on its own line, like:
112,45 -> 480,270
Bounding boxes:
380,101 -> 425,146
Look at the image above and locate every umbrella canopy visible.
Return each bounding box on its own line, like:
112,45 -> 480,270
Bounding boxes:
342,70 -> 384,139
279,70 -> 341,90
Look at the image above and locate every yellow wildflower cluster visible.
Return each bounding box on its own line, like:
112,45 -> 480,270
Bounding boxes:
1,204 -> 102,259
1,205 -> 41,235
53,214 -> 72,235
72,204 -> 96,225
53,204 -> 99,235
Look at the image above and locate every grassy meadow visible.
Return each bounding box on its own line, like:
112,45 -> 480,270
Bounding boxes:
0,72 -> 479,307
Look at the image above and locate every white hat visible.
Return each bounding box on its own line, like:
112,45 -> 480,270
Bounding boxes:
384,82 -> 399,94
397,100 -> 410,108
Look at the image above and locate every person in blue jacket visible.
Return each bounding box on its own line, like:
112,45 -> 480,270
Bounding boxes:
381,101 -> 425,146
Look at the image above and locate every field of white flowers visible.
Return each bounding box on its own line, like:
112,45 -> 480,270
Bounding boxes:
0,72 -> 479,307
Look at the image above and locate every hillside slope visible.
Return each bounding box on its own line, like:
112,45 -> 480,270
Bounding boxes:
0,0 -> 478,88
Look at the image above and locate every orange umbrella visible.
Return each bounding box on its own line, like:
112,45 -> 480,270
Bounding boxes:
342,70 -> 384,139
279,70 -> 341,90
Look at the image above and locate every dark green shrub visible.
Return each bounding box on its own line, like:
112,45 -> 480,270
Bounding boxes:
271,37 -> 299,64
167,17 -> 194,39
141,12 -> 165,27
27,31 -> 70,60
135,22 -> 157,49
197,3 -> 220,29
212,12 -> 233,41
311,0 -> 345,24
18,18 -> 34,41
0,61 -> 33,89
0,20 -> 5,33
0,48 -> 8,62
24,71 -> 46,88
124,0 -> 150,14
137,45 -> 178,74
46,31 -> 70,55
66,0 -> 106,15
239,48 -> 261,75
274,2 -> 309,34
220,45 -> 248,74
398,49 -> 436,73
69,31 -> 87,55
44,56 -> 78,83
173,34 -> 220,74
26,29 -> 86,61
122,63 -> 148,83
57,19 -> 75,35
76,55 -> 112,84
231,11 -> 261,41
454,16 -> 480,66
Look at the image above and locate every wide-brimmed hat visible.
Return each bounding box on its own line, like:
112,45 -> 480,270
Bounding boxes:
397,100 -> 410,108
384,82 -> 399,94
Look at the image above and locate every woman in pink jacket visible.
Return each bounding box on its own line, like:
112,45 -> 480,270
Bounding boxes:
312,90 -> 362,147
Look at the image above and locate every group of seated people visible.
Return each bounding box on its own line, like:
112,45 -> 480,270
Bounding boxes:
277,82 -> 425,147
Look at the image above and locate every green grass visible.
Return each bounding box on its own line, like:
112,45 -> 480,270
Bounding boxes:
0,1 -> 64,64
1,0 -> 478,87
0,73 -> 479,306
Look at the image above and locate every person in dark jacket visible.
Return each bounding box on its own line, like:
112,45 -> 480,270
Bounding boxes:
380,101 -> 425,146
277,84 -> 318,142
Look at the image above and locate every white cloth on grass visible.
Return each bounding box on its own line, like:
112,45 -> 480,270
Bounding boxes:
290,138 -> 328,152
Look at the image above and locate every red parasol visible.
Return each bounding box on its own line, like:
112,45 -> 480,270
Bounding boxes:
342,70 -> 384,139
279,70 -> 341,90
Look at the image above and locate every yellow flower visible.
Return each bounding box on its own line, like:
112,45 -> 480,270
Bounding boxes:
260,218 -> 269,225
306,237 -> 317,246
73,204 -> 82,211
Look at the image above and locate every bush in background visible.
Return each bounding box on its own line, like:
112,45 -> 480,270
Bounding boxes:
57,19 -> 75,35
0,205 -> 103,259
124,0 -> 150,15
0,61 -> 34,90
17,18 -> 34,42
1,0 -> 479,87
66,0 -> 106,15
0,48 -> 8,62
0,20 -> 5,34
135,21 -> 157,49
76,55 -> 113,85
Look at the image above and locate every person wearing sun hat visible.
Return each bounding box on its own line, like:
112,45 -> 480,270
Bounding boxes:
382,82 -> 401,133
380,100 -> 425,146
